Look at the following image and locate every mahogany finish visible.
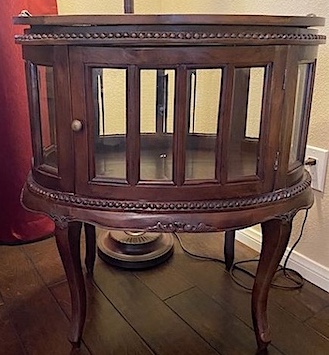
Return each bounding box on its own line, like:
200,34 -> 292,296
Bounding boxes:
14,13 -> 325,351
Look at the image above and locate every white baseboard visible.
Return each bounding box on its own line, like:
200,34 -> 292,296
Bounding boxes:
236,228 -> 329,292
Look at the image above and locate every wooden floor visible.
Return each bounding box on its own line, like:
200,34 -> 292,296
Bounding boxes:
1,231 -> 329,355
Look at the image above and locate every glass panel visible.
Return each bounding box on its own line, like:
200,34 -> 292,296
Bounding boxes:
289,63 -> 310,166
227,67 -> 265,181
37,66 -> 57,170
93,68 -> 127,180
140,69 -> 175,181
186,69 -> 222,180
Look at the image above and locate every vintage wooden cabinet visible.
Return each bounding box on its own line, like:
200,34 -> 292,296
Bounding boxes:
14,12 -> 325,351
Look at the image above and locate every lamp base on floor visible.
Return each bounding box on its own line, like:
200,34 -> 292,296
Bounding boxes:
97,230 -> 174,269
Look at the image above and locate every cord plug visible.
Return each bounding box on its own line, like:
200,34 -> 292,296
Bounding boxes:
304,157 -> 317,166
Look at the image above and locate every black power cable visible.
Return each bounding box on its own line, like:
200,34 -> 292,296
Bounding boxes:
174,209 -> 309,292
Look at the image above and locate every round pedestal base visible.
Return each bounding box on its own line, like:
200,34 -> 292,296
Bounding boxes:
97,230 -> 174,269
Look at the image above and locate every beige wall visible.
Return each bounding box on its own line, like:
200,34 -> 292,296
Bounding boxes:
57,1 -> 329,269
217,0 -> 329,269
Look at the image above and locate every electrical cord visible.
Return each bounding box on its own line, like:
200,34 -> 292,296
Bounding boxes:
174,209 -> 309,292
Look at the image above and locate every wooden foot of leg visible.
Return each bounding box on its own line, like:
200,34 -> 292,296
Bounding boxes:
253,217 -> 292,351
55,221 -> 86,346
224,230 -> 235,271
84,223 -> 96,275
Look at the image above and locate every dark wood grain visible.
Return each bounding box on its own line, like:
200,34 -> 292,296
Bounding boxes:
50,279 -> 154,354
166,287 -> 275,355
224,230 -> 235,270
2,233 -> 329,354
0,306 -> 26,355
133,260 -> 193,300
84,223 -> 96,275
170,234 -> 329,354
173,65 -> 188,186
126,65 -> 140,186
306,306 -> 329,339
124,0 -> 134,14
253,219 -> 292,350
49,280 -> 72,318
94,262 -> 219,354
270,280 -> 329,322
13,14 -> 326,27
54,45 -> 75,192
170,243 -> 254,324
0,245 -> 85,354
268,302 -> 329,355
22,236 -> 65,286
175,232 -> 259,262
55,222 -> 86,345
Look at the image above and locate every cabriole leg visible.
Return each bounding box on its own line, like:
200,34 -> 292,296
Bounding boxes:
253,216 -> 293,351
84,223 -> 96,275
224,230 -> 236,271
55,220 -> 86,347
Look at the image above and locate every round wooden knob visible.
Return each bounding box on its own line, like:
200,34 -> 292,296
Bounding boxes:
71,119 -> 83,132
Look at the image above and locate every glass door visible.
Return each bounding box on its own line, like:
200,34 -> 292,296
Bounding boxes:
70,45 -> 286,200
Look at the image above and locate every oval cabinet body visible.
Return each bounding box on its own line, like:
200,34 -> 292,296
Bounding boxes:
14,14 -> 325,351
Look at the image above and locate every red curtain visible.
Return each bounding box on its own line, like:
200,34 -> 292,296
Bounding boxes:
0,1 -> 57,244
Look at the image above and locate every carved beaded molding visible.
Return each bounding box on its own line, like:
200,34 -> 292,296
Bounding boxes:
15,31 -> 326,44
147,222 -> 217,233
26,173 -> 311,214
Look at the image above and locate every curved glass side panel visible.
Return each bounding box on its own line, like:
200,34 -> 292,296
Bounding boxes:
36,65 -> 58,173
289,63 -> 314,168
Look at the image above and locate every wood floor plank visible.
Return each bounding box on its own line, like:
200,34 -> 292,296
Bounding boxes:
268,302 -> 329,355
49,281 -> 71,318
94,261 -> 219,355
176,232 -> 259,262
305,305 -> 329,340
0,306 -> 26,355
22,232 -> 90,287
0,245 -> 89,355
170,249 -> 253,325
133,260 -> 194,300
22,237 -> 66,287
50,279 -> 155,355
235,259 -> 329,322
171,242 -> 329,354
3,229 -> 329,355
270,279 -> 329,322
166,287 -> 279,355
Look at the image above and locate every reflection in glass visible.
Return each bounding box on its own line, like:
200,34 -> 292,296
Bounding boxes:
186,69 -> 222,180
93,68 -> 127,180
227,67 -> 265,181
140,69 -> 175,181
289,64 -> 310,166
37,66 -> 57,171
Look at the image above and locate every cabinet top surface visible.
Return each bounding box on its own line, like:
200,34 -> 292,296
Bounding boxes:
13,14 -> 325,28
